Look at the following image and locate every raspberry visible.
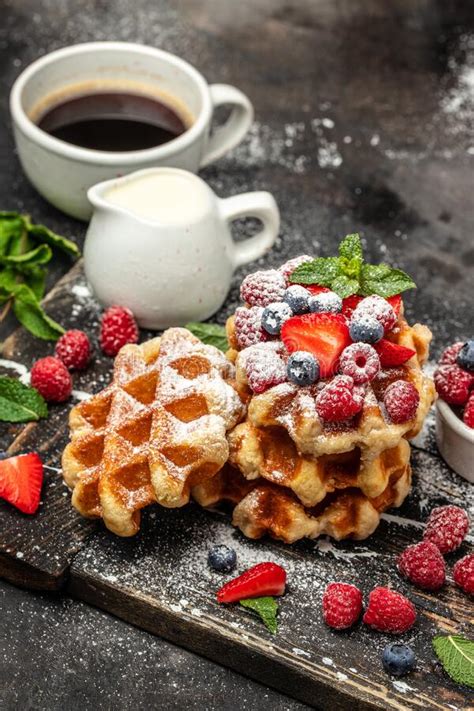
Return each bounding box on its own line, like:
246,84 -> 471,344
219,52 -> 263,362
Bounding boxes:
241,342 -> 287,394
453,554 -> 474,595
353,295 -> 397,333
439,341 -> 464,365
316,375 -> 364,422
434,364 -> 473,406
279,255 -> 313,282
240,270 -> 286,307
322,582 -> 363,630
383,380 -> 420,424
339,343 -> 380,384
55,329 -> 91,370
463,391 -> 474,429
363,587 -> 416,634
99,305 -> 139,357
30,356 -> 72,403
397,541 -> 446,591
423,505 -> 470,554
234,306 -> 268,349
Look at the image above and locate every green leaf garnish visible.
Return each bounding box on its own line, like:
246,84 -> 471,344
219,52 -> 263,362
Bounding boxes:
27,223 -> 80,258
289,233 -> 416,298
240,596 -> 278,634
12,284 -> 65,341
0,212 -> 79,340
0,376 -> 48,422
185,322 -> 229,352
433,635 -> 474,689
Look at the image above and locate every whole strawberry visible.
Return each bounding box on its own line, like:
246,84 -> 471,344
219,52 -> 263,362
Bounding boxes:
100,305 -> 139,357
240,270 -> 286,308
423,505 -> 470,554
397,541 -> 446,591
363,587 -> 416,634
322,582 -> 363,630
453,554 -> 474,596
55,329 -> 91,370
31,356 -> 72,403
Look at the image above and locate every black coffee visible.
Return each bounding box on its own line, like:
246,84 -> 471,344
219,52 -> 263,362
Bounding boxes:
37,92 -> 187,151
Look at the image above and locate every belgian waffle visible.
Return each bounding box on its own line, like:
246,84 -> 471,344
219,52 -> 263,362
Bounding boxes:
193,446 -> 411,544
228,421 -> 411,504
227,313 -> 435,461
62,328 -> 245,536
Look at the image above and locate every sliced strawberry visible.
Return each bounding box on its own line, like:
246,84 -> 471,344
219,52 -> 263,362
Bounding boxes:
386,294 -> 402,318
341,294 -> 363,319
281,313 -> 351,378
375,339 -> 416,368
306,285 -> 330,296
0,453 -> 43,514
217,562 -> 286,604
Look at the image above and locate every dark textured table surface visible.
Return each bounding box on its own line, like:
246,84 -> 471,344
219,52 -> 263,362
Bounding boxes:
0,1 -> 473,709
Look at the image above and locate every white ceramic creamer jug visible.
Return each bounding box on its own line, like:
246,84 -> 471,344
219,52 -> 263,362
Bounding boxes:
84,167 -> 280,329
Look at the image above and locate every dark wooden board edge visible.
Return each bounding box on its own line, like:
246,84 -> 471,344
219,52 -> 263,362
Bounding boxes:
67,569 -> 390,711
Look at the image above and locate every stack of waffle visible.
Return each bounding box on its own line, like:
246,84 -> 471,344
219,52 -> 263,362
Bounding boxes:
192,309 -> 435,543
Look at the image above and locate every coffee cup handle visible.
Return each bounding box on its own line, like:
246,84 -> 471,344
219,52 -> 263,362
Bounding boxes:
200,84 -> 254,167
219,192 -> 280,268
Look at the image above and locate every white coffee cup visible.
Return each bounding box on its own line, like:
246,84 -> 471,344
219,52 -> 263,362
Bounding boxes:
84,167 -> 280,329
10,42 -> 254,221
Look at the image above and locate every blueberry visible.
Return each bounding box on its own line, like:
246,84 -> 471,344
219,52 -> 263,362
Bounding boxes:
208,544 -> 237,573
457,339 -> 474,372
349,315 -> 383,344
283,285 -> 310,315
261,302 -> 293,335
287,351 -> 320,386
382,643 -> 415,677
308,291 -> 342,314
0,452 -> 8,460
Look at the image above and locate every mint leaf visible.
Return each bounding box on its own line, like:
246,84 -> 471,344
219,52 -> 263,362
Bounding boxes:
185,322 -> 229,352
433,635 -> 474,689
0,243 -> 52,267
12,284 -> 65,341
28,224 -> 80,258
0,376 -> 48,422
339,233 -> 363,263
240,596 -> 278,634
0,214 -> 24,256
331,274 -> 360,298
23,266 -> 46,301
360,263 -> 416,297
289,256 -> 341,286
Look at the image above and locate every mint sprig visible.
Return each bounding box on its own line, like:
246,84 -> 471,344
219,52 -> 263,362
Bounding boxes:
433,635 -> 474,689
240,596 -> 278,634
289,233 -> 416,299
185,322 -> 229,352
0,376 -> 48,422
0,212 -> 79,340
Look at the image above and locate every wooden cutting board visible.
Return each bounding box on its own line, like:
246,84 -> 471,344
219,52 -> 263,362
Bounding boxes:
0,262 -> 472,710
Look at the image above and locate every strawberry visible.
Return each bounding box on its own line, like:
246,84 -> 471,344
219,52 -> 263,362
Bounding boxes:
306,285 -> 330,296
387,294 -> 402,318
375,339 -> 416,368
0,453 -> 43,514
281,313 -> 351,378
217,562 -> 286,603
341,294 -> 363,319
